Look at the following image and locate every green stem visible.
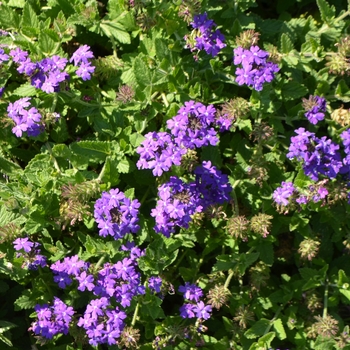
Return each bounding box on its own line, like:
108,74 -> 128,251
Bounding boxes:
334,10 -> 350,23
264,304 -> 283,335
94,254 -> 107,272
45,142 -> 61,174
161,92 -> 169,108
131,299 -> 140,326
323,278 -> 329,318
224,270 -> 235,289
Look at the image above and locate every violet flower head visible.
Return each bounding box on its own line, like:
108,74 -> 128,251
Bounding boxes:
186,12 -> 226,57
233,46 -> 279,91
70,45 -> 95,81
167,101 -> 219,150
151,176 -> 203,237
136,131 -> 186,176
13,237 -> 47,270
31,298 -> 74,339
178,282 -> 203,302
148,276 -> 163,293
7,97 -> 49,137
287,128 -> 343,181
272,181 -> 296,206
302,95 -> 327,125
94,188 -> 141,240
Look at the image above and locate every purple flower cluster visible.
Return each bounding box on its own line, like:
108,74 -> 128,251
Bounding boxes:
303,95 -> 326,125
151,176 -> 203,237
188,12 -> 226,57
287,128 -> 343,181
272,181 -> 296,206
137,101 -> 231,176
7,97 -> 45,137
44,246 -> 145,345
0,48 -> 9,64
94,188 -> 141,240
340,129 -> 350,176
10,48 -> 70,93
31,297 -> 74,339
13,237 -> 47,270
70,45 -> 95,81
77,297 -> 127,346
151,161 -> 232,237
136,132 -> 186,176
273,181 -> 329,207
148,276 -> 163,293
233,46 -> 279,91
51,255 -> 89,289
179,283 -> 212,320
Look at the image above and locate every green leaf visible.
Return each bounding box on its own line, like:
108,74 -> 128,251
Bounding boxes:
0,156 -> 23,177
8,0 -> 25,7
335,80 -> 350,102
100,20 -> 130,44
273,318 -> 286,340
14,291 -> 37,311
133,56 -> 151,87
256,241 -> 274,265
280,33 -> 293,54
0,5 -> 20,30
316,0 -> 336,24
116,157 -> 134,173
281,81 -> 308,100
21,2 -> 39,31
314,335 -> 336,349
70,141 -> 112,164
244,319 -> 271,339
38,29 -> 60,56
12,83 -> 37,97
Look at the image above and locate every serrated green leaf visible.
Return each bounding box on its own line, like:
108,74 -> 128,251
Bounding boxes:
273,318 -> 286,340
280,33 -> 293,54
0,333 -> 13,347
281,81 -> 308,100
14,291 -> 37,311
316,0 -> 336,24
133,56 -> 151,87
70,141 -> 112,163
21,2 -> 39,32
117,157 -> 133,173
100,20 -> 130,44
12,83 -> 37,97
0,156 -> 23,177
244,319 -> 271,339
38,30 -> 60,56
0,5 -> 20,30
8,0 -> 25,7
335,80 -> 350,102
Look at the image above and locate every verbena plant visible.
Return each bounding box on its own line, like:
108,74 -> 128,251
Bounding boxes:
0,0 -> 350,349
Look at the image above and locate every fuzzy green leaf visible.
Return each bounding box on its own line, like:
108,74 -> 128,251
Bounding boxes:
316,0 -> 336,24
0,156 -> 23,177
273,318 -> 286,340
280,33 -> 293,53
244,319 -> 271,339
70,141 -> 112,163
21,2 -> 39,31
281,81 -> 308,100
12,83 -> 37,97
100,20 -> 130,44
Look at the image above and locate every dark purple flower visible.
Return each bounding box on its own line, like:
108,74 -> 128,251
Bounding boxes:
178,282 -> 203,302
94,188 -> 141,240
233,46 -> 279,91
193,301 -> 212,320
302,95 -> 326,125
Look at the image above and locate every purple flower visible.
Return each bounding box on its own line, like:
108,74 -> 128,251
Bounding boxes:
148,276 -> 162,293
94,189 -> 141,240
186,13 -> 226,57
178,282 -> 203,302
70,45 -> 95,66
7,97 -> 45,137
233,46 -> 279,91
193,301 -> 212,320
76,62 -> 95,81
31,298 -> 74,339
13,237 -> 34,252
273,182 -> 295,206
180,303 -> 196,318
302,95 -> 326,125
